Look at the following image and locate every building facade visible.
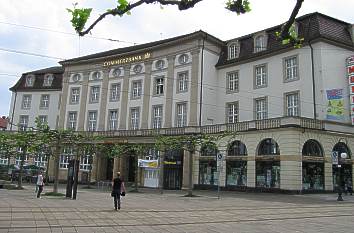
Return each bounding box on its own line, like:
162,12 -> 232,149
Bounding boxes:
6,12 -> 354,192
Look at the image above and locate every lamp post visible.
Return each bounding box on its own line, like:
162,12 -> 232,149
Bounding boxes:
337,152 -> 348,201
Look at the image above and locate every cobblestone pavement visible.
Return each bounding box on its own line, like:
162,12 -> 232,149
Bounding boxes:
0,185 -> 354,233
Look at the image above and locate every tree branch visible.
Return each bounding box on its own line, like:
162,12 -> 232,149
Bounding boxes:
280,0 -> 304,39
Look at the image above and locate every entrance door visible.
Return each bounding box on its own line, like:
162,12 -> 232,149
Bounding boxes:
164,165 -> 183,189
106,158 -> 113,181
143,169 -> 159,188
127,156 -> 136,182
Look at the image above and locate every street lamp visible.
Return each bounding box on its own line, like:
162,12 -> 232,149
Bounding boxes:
337,152 -> 348,201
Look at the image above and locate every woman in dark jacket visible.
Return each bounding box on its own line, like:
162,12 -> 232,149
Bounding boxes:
112,172 -> 126,210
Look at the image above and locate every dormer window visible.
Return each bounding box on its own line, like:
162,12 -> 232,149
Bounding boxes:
254,34 -> 267,52
228,43 -> 239,60
25,75 -> 34,87
43,74 -> 54,87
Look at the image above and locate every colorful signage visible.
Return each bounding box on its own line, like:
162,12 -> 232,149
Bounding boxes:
138,159 -> 158,168
326,88 -> 345,121
103,52 -> 151,67
347,55 -> 354,125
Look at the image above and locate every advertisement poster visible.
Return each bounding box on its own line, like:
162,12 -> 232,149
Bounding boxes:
326,88 -> 345,120
138,159 -> 158,168
347,55 -> 354,124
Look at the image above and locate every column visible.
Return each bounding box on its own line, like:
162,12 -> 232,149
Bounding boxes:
164,55 -> 175,128
141,61 -> 153,129
119,65 -> 131,129
324,161 -> 334,191
280,159 -> 302,191
77,72 -> 89,130
58,72 -> 69,129
98,69 -> 110,130
247,158 -> 256,188
189,49 -> 200,126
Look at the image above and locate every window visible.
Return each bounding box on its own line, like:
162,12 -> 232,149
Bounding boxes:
19,115 -> 29,131
199,161 -> 217,185
110,83 -> 121,101
176,103 -> 187,127
284,56 -> 299,81
226,102 -> 239,123
152,105 -> 163,129
178,54 -> 189,64
90,86 -> 100,103
254,35 -> 266,52
40,94 -> 50,108
226,71 -> 239,93
226,161 -> 247,186
258,138 -> 280,155
38,115 -> 47,124
67,112 -> 77,130
255,98 -> 267,120
72,74 -> 81,82
154,77 -> 164,95
228,43 -> 238,59
285,92 -> 299,116
22,95 -> 32,109
87,111 -> 97,131
130,108 -> 140,130
34,155 -> 47,167
201,144 -> 218,157
70,88 -> 80,104
92,71 -> 101,80
228,140 -> 248,156
302,139 -> 323,157
108,110 -> 118,131
155,60 -> 165,70
177,71 -> 188,93
0,155 -> 8,165
15,153 -> 29,166
133,64 -> 143,74
60,147 -> 74,169
131,80 -> 142,99
25,75 -> 34,87
112,68 -> 121,77
80,155 -> 92,171
43,74 -> 54,86
254,65 -> 267,88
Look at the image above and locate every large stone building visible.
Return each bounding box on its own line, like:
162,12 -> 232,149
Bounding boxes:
5,12 -> 354,192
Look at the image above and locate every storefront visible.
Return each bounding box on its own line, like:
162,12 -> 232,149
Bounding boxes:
332,141 -> 352,189
198,144 -> 218,187
226,160 -> 247,186
163,149 -> 183,190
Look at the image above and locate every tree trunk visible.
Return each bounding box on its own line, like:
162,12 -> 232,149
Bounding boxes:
45,155 -> 50,184
159,150 -> 165,194
17,147 -> 26,188
187,150 -> 194,197
134,154 -> 139,192
53,142 -> 61,193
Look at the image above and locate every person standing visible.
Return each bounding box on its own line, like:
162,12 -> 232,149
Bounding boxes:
111,172 -> 126,210
36,171 -> 44,198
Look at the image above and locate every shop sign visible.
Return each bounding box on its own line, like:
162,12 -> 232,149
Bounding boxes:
347,55 -> 354,125
103,52 -> 151,67
138,159 -> 158,168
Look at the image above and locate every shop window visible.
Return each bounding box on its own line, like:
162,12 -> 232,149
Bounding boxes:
302,162 -> 324,190
227,140 -> 247,156
256,161 -> 280,188
302,139 -> 323,157
257,138 -> 280,155
226,161 -> 247,186
200,143 -> 218,157
199,160 -> 218,185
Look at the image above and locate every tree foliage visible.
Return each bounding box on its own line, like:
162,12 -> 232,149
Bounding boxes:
67,0 -> 304,45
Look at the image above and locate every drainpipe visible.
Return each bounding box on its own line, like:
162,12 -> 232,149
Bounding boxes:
309,41 -> 317,120
10,91 -> 17,131
199,35 -> 205,127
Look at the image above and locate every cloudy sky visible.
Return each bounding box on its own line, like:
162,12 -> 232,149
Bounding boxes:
0,0 -> 353,116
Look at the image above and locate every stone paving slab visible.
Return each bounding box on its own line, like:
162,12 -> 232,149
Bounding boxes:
0,185 -> 354,232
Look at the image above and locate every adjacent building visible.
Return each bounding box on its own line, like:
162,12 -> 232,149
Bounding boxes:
5,12 -> 354,192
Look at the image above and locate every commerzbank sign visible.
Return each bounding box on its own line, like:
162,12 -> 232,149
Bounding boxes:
103,52 -> 151,67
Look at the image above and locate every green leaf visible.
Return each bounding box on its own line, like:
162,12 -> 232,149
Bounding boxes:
67,5 -> 92,33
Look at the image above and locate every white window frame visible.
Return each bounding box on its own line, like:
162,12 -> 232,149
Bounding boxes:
40,94 -> 50,108
226,71 -> 239,93
34,154 -> 47,167
68,112 -> 77,130
19,115 -> 29,131
178,54 -> 189,64
254,64 -> 267,88
255,97 -> 268,120
38,115 -> 47,124
22,95 -> 32,109
60,147 -> 74,169
228,43 -> 238,59
25,75 -> 34,87
131,80 -> 142,99
154,77 -> 164,95
176,103 -> 187,127
152,105 -> 163,129
130,108 -> 140,130
0,155 -> 8,165
15,154 -> 29,166
43,74 -> 54,86
226,102 -> 239,123
110,83 -> 121,102
80,155 -> 92,171
285,92 -> 300,116
90,86 -> 100,103
284,56 -> 299,82
108,109 -> 118,131
254,34 -> 267,52
70,88 -> 80,104
177,71 -> 189,93
87,111 -> 97,131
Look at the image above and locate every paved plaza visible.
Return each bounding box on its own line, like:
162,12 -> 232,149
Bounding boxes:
0,185 -> 354,233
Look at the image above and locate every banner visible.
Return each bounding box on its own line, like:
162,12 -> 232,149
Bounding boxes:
138,159 -> 158,168
326,88 -> 345,121
347,55 -> 354,125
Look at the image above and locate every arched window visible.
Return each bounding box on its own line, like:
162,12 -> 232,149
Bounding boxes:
302,139 -> 323,157
254,35 -> 266,52
228,140 -> 247,156
333,142 -> 351,159
228,43 -> 238,59
201,144 -> 218,157
257,138 -> 279,155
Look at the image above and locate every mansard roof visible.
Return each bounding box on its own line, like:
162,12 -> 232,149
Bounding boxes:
216,12 -> 354,68
9,66 -> 64,92
60,30 -> 224,65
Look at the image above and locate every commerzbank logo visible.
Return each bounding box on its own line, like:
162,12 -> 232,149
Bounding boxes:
103,52 -> 151,67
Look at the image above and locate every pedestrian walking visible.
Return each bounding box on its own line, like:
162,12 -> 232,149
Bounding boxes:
36,171 -> 44,198
111,172 -> 126,211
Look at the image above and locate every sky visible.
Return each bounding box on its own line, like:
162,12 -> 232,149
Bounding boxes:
0,0 -> 353,116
